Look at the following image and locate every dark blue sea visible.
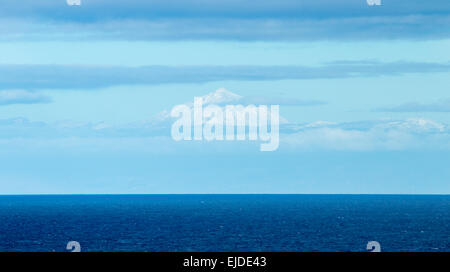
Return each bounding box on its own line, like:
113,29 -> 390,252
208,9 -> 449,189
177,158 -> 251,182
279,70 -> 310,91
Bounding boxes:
0,195 -> 448,252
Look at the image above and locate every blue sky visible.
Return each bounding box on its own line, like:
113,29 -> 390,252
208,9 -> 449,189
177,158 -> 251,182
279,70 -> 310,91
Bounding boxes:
0,0 -> 449,194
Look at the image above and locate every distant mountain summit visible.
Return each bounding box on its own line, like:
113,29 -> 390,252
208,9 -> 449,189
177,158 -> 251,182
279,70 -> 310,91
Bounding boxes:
200,88 -> 242,105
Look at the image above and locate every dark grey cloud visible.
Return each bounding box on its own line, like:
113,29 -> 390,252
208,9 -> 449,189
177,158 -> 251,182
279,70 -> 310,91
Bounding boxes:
0,0 -> 449,40
1,61 -> 449,90
377,99 -> 450,112
2,0 -> 449,21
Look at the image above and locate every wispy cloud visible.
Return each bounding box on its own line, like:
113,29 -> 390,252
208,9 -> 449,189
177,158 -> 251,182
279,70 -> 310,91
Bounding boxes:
1,61 -> 450,90
1,16 -> 449,41
0,90 -> 51,106
376,99 -> 450,112
192,88 -> 325,107
239,96 -> 325,106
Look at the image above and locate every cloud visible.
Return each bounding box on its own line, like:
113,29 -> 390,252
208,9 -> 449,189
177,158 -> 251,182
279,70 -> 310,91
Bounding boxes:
284,118 -> 447,133
0,1 -> 449,41
0,90 -> 51,106
3,0 -> 449,21
1,115 -> 450,153
1,61 -> 450,90
0,89 -> 449,152
1,16 -> 450,41
376,99 -> 450,112
194,88 -> 325,107
282,118 -> 450,151
239,96 -> 325,106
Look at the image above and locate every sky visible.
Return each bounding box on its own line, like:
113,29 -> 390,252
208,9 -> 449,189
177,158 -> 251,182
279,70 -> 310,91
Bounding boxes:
0,0 -> 450,194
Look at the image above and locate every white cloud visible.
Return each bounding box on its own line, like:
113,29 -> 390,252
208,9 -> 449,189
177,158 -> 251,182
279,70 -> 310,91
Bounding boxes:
2,117 -> 449,153
282,118 -> 450,151
375,118 -> 446,133
1,91 -> 450,152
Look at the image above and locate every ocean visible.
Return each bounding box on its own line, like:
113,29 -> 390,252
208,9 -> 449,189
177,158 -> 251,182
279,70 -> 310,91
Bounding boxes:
0,195 -> 448,252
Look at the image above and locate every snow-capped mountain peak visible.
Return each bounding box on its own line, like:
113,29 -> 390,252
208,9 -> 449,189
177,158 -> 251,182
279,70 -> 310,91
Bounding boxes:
200,88 -> 242,105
